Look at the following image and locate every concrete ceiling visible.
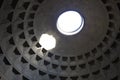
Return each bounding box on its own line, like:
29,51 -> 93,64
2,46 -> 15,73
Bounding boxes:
0,0 -> 120,80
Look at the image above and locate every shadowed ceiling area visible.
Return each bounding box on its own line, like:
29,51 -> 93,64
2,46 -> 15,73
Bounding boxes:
0,0 -> 120,80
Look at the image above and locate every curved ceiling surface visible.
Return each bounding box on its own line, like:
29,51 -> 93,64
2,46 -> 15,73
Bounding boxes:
0,0 -> 120,80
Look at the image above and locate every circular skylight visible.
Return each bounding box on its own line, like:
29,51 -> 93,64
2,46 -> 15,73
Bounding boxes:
57,11 -> 84,35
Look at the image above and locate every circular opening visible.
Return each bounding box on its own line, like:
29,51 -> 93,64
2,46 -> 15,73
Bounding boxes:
57,11 -> 84,36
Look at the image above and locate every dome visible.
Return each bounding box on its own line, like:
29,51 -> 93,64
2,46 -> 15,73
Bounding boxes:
0,0 -> 120,80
